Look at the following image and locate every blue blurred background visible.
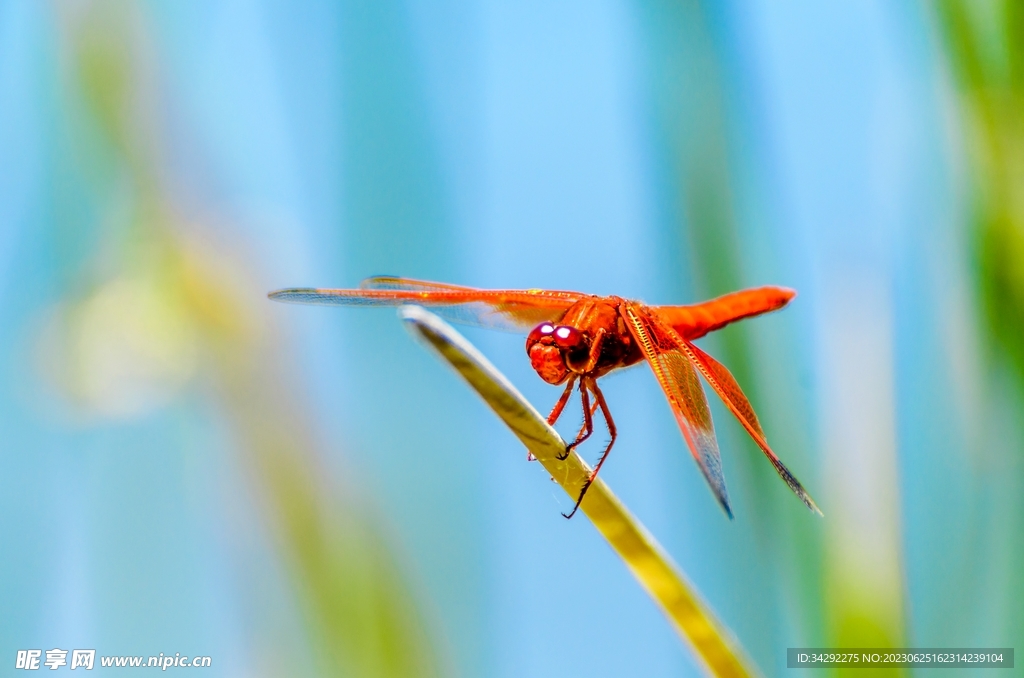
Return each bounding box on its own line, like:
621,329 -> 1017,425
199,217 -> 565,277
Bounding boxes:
1,1 -> 1021,676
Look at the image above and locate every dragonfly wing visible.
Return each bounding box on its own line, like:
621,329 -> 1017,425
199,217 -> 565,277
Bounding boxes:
358,276 -> 478,292
622,303 -> 732,517
359,276 -> 589,303
269,280 -> 582,332
684,341 -> 821,515
406,297 -> 575,331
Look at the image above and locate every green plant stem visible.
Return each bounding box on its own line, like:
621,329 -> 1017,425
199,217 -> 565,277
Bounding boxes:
400,306 -> 759,678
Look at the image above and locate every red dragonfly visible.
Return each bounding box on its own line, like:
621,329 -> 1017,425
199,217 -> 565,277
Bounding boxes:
269,277 -> 820,519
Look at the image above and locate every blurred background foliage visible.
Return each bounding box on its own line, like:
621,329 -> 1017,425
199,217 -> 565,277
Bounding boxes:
8,2 -> 444,677
935,0 -> 1024,669
939,0 -> 1024,385
0,1 -> 1020,677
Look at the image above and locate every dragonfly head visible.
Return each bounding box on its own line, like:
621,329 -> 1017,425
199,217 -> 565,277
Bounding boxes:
526,322 -> 587,384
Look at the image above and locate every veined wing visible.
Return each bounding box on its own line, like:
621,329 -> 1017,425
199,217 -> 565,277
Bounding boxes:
269,277 -> 584,332
358,277 -> 482,293
622,303 -> 732,517
684,341 -> 821,515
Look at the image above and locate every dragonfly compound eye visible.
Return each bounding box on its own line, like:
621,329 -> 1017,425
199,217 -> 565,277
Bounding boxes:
552,325 -> 584,350
526,322 -> 556,346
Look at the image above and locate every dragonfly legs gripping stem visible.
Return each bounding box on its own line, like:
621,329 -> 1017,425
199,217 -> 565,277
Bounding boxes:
532,377 -> 578,461
562,379 -> 617,519
557,379 -> 596,460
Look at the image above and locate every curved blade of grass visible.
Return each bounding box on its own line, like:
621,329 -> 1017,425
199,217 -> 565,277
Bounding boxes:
399,305 -> 759,678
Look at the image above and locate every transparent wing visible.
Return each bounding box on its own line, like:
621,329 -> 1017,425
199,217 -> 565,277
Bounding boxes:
684,341 -> 821,515
359,276 -> 587,303
269,277 -> 583,332
358,277 -> 481,293
622,303 -> 732,517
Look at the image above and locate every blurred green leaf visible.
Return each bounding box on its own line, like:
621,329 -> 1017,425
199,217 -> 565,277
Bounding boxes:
936,0 -> 1024,657
56,5 -> 451,676
937,0 -> 1024,386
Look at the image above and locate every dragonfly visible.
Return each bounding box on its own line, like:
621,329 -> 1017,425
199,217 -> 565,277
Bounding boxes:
269,276 -> 820,520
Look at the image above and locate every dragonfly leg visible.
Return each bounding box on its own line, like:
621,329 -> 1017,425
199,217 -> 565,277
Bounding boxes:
581,328 -> 607,373
556,397 -> 600,462
562,379 -> 617,519
536,376 -> 576,461
558,380 -> 594,460
546,376 -> 577,426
